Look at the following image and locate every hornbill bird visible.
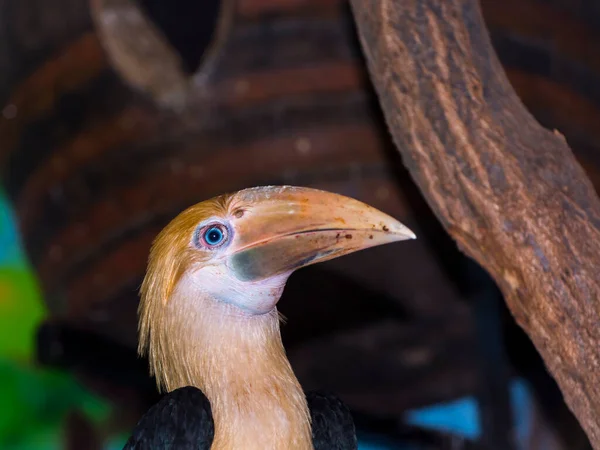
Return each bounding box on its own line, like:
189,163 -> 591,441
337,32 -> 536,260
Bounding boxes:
123,186 -> 416,449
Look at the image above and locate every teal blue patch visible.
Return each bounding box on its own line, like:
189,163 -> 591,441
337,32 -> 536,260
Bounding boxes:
404,378 -> 533,443
0,192 -> 24,266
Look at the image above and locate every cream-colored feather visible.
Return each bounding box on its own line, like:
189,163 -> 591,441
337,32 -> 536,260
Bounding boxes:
138,191 -> 312,449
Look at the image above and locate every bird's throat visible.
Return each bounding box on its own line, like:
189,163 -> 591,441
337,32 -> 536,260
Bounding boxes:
202,314 -> 313,450
152,284 -> 313,450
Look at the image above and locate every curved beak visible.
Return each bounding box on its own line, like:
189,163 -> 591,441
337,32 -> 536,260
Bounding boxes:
225,186 -> 415,282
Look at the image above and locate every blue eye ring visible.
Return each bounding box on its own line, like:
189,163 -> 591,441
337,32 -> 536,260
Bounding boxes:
196,223 -> 229,249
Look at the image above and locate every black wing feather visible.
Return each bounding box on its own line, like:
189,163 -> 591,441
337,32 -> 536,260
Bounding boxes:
123,386 -> 214,450
306,390 -> 358,450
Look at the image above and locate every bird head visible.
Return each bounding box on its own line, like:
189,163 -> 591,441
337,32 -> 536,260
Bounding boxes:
138,186 -> 415,390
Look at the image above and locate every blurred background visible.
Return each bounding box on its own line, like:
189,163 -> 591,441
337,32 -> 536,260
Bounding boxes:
0,0 -> 599,448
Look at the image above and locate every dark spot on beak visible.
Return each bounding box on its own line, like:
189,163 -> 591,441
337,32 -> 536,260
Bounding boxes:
336,233 -> 340,239
369,235 -> 374,239
382,225 -> 390,232
345,234 -> 353,239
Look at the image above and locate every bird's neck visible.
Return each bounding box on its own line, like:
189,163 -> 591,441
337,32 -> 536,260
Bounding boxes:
154,284 -> 313,450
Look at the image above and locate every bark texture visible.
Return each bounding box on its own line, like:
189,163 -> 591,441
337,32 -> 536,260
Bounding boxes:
350,0 -> 600,447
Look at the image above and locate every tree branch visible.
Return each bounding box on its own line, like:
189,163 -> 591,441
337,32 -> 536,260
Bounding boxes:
350,0 -> 600,446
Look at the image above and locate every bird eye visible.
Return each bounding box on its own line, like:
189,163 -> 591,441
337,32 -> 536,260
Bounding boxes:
205,227 -> 224,245
196,223 -> 229,249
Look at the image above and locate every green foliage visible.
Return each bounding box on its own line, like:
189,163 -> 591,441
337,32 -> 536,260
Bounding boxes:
0,190 -> 114,448
0,359 -> 111,447
0,189 -> 47,360
0,267 -> 46,360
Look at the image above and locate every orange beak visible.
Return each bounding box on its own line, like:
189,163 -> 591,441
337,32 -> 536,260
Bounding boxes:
225,187 -> 415,282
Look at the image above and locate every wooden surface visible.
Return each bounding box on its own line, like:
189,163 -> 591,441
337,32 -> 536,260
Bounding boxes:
350,0 -> 600,446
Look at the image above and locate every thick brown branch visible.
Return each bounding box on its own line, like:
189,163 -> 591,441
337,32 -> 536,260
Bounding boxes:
350,0 -> 600,446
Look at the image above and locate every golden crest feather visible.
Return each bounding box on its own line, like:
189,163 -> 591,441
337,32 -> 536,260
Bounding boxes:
137,194 -> 231,386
